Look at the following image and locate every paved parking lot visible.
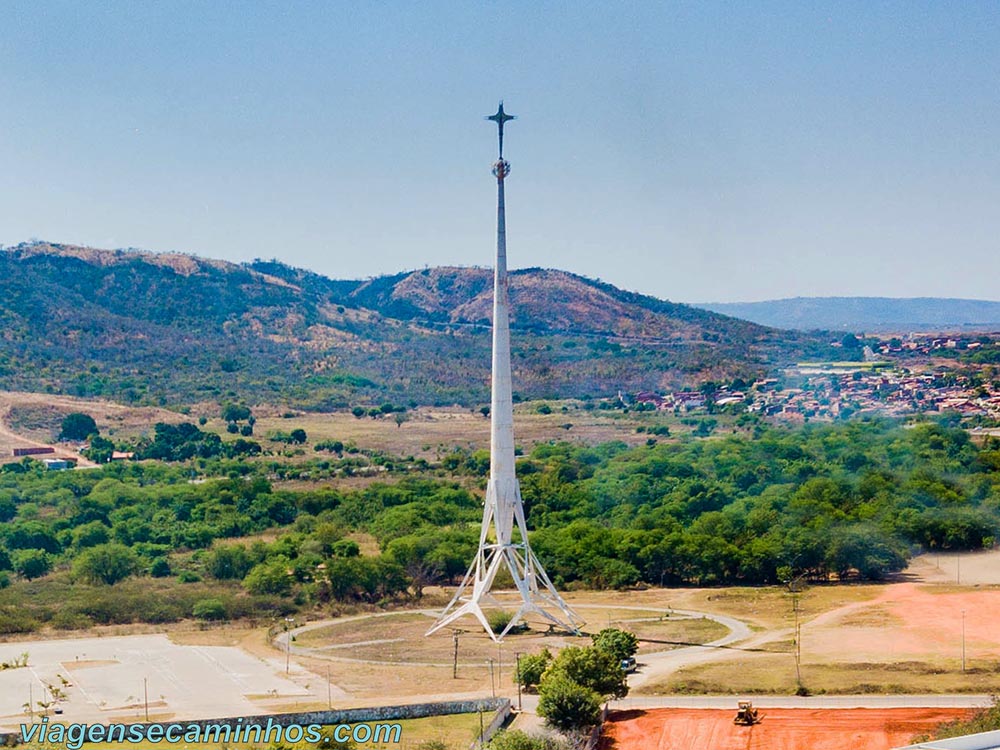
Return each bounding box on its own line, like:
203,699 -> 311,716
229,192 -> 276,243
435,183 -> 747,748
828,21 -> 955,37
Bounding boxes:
0,634 -> 326,730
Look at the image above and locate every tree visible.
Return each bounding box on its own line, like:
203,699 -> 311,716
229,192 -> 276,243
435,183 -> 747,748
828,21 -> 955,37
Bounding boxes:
206,545 -> 253,580
515,649 -> 552,692
536,674 -> 602,734
83,436 -> 115,463
221,403 -> 252,423
72,521 -> 111,550
592,627 -> 639,663
351,407 -> 366,419
544,646 -> 628,699
0,494 -> 17,523
72,543 -> 139,585
12,549 -> 52,580
243,558 -> 293,595
289,428 -> 308,444
59,413 -> 97,441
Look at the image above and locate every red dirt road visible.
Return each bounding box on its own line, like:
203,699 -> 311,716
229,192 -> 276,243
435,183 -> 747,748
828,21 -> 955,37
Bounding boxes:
600,708 -> 974,750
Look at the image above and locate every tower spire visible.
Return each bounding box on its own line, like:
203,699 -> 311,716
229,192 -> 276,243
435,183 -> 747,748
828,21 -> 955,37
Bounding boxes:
486,100 -> 515,158
427,105 -> 583,643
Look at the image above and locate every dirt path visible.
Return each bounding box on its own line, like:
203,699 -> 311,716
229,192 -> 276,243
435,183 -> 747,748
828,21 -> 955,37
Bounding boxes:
0,392 -> 98,467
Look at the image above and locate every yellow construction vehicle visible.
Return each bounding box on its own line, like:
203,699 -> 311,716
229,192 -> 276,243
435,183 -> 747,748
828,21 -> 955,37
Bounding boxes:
733,701 -> 762,726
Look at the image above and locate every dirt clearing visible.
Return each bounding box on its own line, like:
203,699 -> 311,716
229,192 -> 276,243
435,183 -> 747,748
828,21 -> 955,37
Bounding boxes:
599,707 -> 974,750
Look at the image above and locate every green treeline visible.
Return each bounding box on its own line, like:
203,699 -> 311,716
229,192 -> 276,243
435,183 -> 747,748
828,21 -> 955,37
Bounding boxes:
0,419 -> 998,631
522,420 -> 999,587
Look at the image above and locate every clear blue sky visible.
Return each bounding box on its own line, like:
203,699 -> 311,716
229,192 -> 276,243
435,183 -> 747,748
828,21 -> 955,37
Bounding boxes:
1,2 -> 998,302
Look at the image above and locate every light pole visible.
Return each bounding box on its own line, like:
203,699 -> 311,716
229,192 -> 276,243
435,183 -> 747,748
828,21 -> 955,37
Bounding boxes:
962,609 -> 966,673
487,658 -> 496,698
514,653 -> 522,711
283,617 -> 295,674
793,591 -> 802,687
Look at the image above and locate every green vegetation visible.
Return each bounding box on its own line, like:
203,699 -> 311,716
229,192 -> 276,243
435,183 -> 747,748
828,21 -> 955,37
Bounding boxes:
536,674 -> 603,734
59,412 -> 97,441
0,244 -> 836,408
525,420 -> 999,587
591,627 -> 639,663
514,649 -> 552,692
488,729 -> 570,750
534,639 -> 629,735
543,646 -> 628,700
0,417 -> 998,631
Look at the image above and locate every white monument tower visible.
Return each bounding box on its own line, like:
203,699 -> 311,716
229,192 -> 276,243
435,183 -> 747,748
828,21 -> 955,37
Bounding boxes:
427,103 -> 584,642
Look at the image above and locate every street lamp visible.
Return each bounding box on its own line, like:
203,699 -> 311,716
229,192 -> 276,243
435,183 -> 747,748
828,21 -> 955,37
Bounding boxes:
962,610 -> 966,673
283,617 -> 295,674
514,652 -> 522,711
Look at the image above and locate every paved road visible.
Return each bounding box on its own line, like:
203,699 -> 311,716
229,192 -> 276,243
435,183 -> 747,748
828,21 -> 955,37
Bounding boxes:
622,608 -> 753,690
608,694 -> 993,709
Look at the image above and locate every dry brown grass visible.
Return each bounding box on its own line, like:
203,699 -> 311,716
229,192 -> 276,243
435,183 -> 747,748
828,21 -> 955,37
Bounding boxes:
246,404 -> 654,464
648,654 -> 1000,695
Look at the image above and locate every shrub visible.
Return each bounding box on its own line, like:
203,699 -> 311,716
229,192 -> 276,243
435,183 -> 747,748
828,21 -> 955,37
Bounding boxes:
150,557 -> 172,578
487,610 -> 516,635
192,598 -> 228,621
51,611 -> 94,631
0,607 -> 40,635
537,674 -> 601,734
488,730 -> 570,750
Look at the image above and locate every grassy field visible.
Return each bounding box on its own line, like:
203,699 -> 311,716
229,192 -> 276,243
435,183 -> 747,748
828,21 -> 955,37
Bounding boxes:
655,655 -> 1000,695
292,607 -> 729,665
0,388 -> 745,468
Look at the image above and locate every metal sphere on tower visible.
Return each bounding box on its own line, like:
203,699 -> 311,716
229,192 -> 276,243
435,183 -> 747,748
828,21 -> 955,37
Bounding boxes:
492,159 -> 511,180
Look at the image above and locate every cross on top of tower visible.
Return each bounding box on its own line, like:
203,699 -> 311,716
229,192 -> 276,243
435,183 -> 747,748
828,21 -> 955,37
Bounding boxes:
486,101 -> 516,158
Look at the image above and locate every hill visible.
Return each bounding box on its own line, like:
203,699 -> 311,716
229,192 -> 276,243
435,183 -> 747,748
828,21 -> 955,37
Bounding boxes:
0,242 -> 831,408
695,297 -> 1000,332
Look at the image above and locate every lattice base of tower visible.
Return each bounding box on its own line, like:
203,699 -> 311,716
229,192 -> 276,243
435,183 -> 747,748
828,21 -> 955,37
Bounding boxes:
425,541 -> 585,642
